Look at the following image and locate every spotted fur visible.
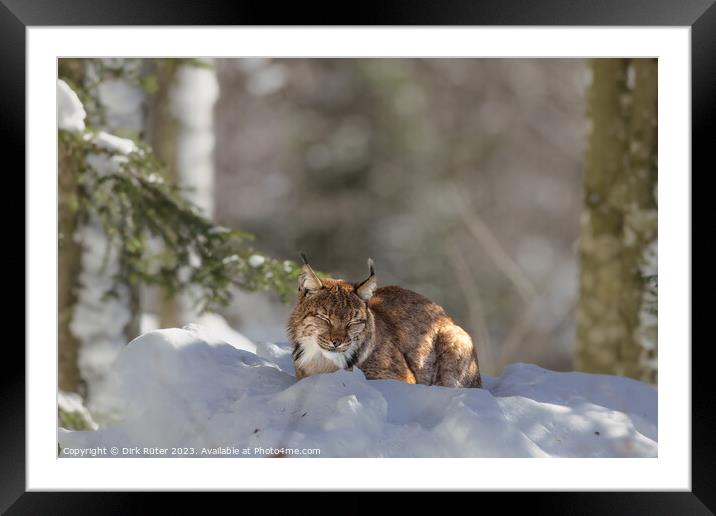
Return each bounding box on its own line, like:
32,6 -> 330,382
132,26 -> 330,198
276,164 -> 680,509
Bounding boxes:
287,257 -> 481,388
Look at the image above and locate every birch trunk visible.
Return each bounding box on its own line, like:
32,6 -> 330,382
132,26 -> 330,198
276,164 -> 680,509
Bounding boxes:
150,60 -> 219,327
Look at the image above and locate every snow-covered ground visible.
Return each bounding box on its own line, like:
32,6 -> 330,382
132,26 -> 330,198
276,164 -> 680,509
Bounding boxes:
59,325 -> 657,458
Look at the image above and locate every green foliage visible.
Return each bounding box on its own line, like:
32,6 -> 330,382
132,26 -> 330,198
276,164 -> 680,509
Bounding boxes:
58,407 -> 93,431
59,129 -> 303,312
139,74 -> 159,94
58,57 -> 304,312
178,58 -> 215,70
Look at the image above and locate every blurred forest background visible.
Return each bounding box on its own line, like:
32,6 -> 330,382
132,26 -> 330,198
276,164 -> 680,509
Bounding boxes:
57,58 -> 657,424
214,58 -> 586,371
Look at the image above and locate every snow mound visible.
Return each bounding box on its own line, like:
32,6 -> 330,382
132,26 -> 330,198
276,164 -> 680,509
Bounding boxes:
59,327 -> 657,458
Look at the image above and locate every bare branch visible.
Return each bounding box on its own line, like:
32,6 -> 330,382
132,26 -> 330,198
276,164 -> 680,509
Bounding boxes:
449,183 -> 538,305
445,238 -> 495,375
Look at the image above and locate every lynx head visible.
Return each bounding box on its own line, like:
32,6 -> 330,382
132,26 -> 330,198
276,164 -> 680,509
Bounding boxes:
287,254 -> 376,367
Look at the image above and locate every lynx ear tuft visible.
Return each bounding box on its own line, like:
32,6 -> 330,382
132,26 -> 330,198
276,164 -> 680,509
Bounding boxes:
355,258 -> 377,301
298,253 -> 322,293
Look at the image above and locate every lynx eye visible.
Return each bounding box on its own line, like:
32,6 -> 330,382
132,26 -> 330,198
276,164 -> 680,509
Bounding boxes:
349,319 -> 366,327
314,313 -> 331,323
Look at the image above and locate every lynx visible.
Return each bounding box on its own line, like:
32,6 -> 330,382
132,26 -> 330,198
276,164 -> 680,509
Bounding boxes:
287,255 -> 481,388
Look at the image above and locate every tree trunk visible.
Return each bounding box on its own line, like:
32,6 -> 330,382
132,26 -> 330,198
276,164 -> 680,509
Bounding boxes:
150,59 -> 219,328
58,139 -> 83,393
622,59 -> 658,383
576,59 -> 658,382
148,60 -> 184,328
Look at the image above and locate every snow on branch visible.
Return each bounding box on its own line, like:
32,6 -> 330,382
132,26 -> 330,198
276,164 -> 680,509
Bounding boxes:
58,79 -> 304,313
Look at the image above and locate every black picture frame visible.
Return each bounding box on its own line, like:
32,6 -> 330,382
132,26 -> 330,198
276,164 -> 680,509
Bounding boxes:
5,0 -> 709,512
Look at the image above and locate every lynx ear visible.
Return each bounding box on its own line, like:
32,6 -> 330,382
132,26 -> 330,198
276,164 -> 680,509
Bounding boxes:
298,253 -> 322,293
355,258 -> 377,301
